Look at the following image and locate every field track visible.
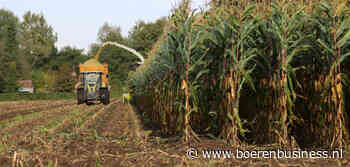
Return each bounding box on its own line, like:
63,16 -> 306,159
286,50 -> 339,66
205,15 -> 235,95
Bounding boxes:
0,99 -> 349,167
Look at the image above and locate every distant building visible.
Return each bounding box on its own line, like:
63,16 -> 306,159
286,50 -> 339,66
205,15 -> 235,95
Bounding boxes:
17,80 -> 34,93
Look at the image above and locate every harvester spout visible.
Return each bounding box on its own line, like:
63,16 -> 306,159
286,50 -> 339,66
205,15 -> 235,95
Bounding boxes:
95,41 -> 145,64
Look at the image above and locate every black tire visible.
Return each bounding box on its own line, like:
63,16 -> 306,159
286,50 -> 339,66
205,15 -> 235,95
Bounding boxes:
77,88 -> 84,104
100,88 -> 110,105
105,90 -> 110,105
100,89 -> 105,104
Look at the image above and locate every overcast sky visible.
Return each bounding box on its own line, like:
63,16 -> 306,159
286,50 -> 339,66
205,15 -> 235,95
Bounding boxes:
0,0 -> 208,52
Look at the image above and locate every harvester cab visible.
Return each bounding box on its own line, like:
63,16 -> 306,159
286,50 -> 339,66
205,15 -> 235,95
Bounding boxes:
76,59 -> 110,105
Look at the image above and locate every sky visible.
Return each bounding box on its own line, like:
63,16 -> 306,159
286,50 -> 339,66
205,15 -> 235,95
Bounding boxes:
0,0 -> 208,53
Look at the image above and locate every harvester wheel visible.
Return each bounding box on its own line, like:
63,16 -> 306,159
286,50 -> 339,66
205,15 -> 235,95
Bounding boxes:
100,88 -> 110,105
105,90 -> 110,105
77,88 -> 84,104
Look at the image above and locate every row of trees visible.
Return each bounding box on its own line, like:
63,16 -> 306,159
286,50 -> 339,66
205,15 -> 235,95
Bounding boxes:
0,8 -> 166,93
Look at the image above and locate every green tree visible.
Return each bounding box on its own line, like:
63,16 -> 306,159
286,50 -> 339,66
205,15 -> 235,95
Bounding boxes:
97,22 -> 124,43
0,9 -> 19,59
32,46 -> 87,93
48,46 -> 87,71
19,11 -> 57,68
128,18 -> 167,58
54,63 -> 75,92
0,9 -> 20,93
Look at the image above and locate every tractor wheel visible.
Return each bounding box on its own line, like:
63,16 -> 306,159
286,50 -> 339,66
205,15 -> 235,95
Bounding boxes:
100,89 -> 105,104
77,88 -> 84,104
105,89 -> 110,105
100,88 -> 110,105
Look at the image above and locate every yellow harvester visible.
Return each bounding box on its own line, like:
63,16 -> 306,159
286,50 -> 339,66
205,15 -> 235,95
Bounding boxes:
75,59 -> 110,105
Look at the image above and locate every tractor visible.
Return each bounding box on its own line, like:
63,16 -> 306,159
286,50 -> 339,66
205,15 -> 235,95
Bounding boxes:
75,59 -> 110,105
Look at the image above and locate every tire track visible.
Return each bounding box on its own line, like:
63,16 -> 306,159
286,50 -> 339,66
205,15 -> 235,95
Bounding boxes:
97,103 -> 140,138
76,99 -> 120,134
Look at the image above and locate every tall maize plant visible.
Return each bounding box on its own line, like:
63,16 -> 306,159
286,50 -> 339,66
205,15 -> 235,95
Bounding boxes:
129,0 -> 209,142
311,0 -> 350,148
267,1 -> 309,147
170,1 -> 209,142
204,0 -> 258,145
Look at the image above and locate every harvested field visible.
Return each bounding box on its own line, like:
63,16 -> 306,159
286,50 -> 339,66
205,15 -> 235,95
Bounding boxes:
0,99 -> 349,167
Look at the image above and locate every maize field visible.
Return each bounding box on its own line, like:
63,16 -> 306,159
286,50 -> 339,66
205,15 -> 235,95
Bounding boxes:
129,0 -> 350,150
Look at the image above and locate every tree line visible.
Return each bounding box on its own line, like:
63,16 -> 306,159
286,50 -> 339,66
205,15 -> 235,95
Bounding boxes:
0,8 -> 166,93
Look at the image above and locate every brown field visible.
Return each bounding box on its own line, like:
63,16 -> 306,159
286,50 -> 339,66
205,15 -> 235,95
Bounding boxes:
0,99 -> 349,167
